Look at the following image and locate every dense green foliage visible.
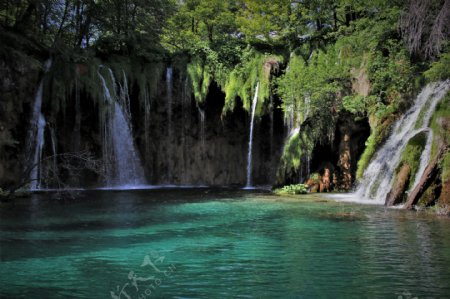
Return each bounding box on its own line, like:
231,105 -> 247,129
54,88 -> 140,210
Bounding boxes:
424,50 -> 450,82
430,93 -> 450,181
223,50 -> 282,114
187,59 -> 211,104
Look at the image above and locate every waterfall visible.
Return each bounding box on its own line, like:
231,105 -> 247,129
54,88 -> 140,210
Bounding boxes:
245,82 -> 259,188
284,103 -> 295,135
29,114 -> 46,190
197,106 -> 206,151
411,129 -> 433,191
301,153 -> 311,183
142,86 -> 151,162
166,67 -> 173,182
26,59 -> 52,190
98,67 -> 146,187
355,81 -> 449,202
181,76 -> 191,183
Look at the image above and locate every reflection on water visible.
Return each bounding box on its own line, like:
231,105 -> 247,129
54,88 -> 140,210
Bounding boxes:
0,189 -> 449,298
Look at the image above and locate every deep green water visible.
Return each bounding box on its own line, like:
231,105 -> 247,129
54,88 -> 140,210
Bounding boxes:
1,189 -> 450,298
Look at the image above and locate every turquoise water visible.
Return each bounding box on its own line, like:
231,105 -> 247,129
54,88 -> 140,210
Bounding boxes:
1,189 -> 450,298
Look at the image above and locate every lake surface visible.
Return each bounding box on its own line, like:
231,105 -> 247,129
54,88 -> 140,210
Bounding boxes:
1,189 -> 449,298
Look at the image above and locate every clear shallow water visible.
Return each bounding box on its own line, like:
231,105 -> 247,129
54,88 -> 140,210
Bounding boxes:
1,190 -> 450,298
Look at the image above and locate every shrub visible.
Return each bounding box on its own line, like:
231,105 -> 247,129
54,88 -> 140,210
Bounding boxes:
275,184 -> 308,195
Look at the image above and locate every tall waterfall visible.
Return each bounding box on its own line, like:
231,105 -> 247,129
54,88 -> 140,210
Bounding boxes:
245,83 -> 259,188
26,59 -> 52,190
355,81 -> 449,202
98,67 -> 146,187
166,67 -> 173,182
197,106 -> 206,151
142,86 -> 151,162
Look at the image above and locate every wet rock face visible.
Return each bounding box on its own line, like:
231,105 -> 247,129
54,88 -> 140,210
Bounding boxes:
0,60 -> 40,189
1,61 -> 372,190
132,80 -> 285,186
351,67 -> 371,97
1,61 -> 285,189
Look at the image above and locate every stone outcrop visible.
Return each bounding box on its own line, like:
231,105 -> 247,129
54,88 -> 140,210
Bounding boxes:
0,59 -> 40,190
351,67 -> 370,97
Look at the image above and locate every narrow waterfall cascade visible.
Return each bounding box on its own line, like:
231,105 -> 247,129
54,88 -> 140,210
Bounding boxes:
197,106 -> 206,151
119,70 -> 132,121
166,67 -> 173,181
27,59 -> 52,190
300,154 -> 311,183
98,67 -> 146,187
142,86 -> 151,160
284,104 -> 295,135
411,129 -> 433,190
30,114 -> 46,190
355,81 -> 450,202
245,82 -> 260,188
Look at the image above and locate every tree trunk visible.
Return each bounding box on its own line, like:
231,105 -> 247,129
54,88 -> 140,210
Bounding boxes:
404,145 -> 447,209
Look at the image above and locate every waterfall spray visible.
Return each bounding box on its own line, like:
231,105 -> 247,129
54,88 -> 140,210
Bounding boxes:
26,59 -> 52,190
98,67 -> 146,187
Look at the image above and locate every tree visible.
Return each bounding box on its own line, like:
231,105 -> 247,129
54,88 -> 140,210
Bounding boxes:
400,0 -> 450,59
1,150 -> 104,201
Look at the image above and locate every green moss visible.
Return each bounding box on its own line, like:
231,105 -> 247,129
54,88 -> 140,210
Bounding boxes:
356,119 -> 393,179
277,47 -> 348,129
396,132 -> 427,191
222,50 -> 282,116
430,92 -> 450,158
424,50 -> 450,82
187,59 -> 211,104
356,136 -> 377,177
443,153 -> 450,183
308,173 -> 321,183
277,127 -> 315,183
429,92 -> 450,201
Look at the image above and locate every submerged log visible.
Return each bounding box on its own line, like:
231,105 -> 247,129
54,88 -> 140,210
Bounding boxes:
404,145 -> 447,210
385,164 -> 411,206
